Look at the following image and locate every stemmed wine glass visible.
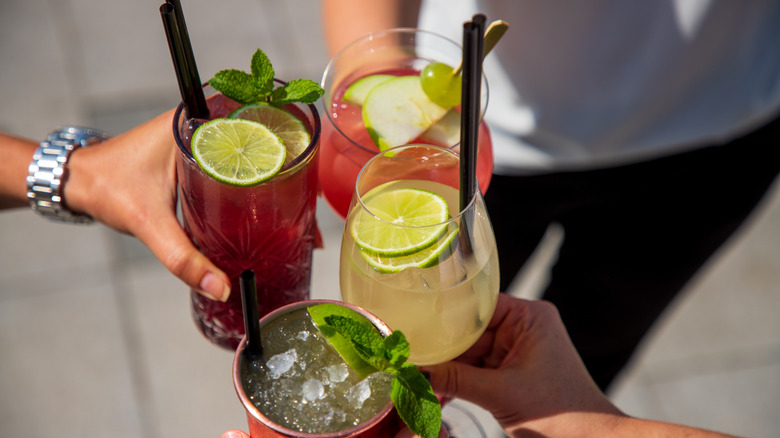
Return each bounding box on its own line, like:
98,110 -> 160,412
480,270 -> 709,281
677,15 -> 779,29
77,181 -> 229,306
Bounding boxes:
339,143 -> 498,436
339,144 -> 499,366
319,28 -> 493,220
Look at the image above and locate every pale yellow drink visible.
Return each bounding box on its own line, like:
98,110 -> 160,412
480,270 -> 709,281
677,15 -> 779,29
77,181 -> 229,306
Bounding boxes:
340,180 -> 499,365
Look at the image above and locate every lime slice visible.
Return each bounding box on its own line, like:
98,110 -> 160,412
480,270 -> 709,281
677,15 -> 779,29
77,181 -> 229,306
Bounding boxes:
361,226 -> 459,274
362,76 -> 449,151
343,74 -> 394,107
307,303 -> 379,379
351,186 -> 450,257
191,118 -> 286,186
228,103 -> 310,163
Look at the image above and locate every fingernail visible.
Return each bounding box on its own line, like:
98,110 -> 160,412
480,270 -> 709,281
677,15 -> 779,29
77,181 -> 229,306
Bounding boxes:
199,272 -> 230,302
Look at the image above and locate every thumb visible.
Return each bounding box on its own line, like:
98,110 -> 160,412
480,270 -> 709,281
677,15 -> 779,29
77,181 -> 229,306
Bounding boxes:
219,430 -> 249,438
136,212 -> 231,302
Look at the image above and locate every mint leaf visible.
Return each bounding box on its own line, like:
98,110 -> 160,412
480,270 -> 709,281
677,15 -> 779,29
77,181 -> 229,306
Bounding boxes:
382,331 -> 410,370
312,307 -> 441,438
308,304 -> 379,378
270,79 -> 325,106
324,315 -> 391,372
208,69 -> 263,104
392,364 -> 442,438
250,49 -> 274,94
322,315 -> 409,371
207,48 -> 323,107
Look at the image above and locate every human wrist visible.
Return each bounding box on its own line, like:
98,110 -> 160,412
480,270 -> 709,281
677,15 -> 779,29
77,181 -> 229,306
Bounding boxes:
62,145 -> 96,217
26,126 -> 110,223
0,134 -> 37,208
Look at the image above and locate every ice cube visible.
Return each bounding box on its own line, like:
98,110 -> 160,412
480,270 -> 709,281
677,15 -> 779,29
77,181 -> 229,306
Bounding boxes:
347,379 -> 371,408
325,364 -> 349,383
266,349 -> 297,379
302,378 -> 325,401
297,330 -> 310,341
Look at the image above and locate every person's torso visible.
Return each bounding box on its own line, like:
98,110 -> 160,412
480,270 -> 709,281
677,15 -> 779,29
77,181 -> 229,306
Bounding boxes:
419,0 -> 780,173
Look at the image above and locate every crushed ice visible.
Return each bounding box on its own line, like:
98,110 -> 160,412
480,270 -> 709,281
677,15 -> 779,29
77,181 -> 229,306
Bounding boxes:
266,349 -> 297,379
302,378 -> 325,401
325,364 -> 349,383
347,379 -> 371,409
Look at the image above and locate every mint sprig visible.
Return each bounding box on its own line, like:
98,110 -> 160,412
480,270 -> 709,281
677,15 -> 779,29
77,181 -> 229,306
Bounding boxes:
208,49 -> 323,106
392,364 -> 443,438
323,314 -> 441,438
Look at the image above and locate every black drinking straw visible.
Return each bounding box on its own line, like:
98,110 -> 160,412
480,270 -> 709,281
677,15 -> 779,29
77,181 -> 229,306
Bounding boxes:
159,2 -> 209,119
471,13 -> 487,34
240,270 -> 263,358
459,15 -> 486,211
166,0 -> 209,118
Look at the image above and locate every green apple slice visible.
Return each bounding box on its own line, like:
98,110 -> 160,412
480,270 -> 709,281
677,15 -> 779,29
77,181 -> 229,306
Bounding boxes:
419,109 -> 461,147
362,76 -> 449,151
343,74 -> 394,107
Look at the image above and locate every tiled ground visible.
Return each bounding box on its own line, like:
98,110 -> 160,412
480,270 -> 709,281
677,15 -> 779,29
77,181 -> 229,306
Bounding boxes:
1,1 -> 779,437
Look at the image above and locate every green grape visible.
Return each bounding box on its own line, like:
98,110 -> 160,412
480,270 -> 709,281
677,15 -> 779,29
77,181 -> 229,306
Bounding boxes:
420,62 -> 461,108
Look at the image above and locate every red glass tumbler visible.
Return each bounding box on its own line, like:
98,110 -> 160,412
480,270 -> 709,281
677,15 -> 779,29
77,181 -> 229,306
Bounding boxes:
173,83 -> 321,350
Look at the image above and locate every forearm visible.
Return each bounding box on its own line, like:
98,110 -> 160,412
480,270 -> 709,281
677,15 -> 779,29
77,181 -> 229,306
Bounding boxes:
610,415 -> 738,438
510,412 -> 738,438
322,0 -> 421,56
1,131 -> 101,216
0,133 -> 37,209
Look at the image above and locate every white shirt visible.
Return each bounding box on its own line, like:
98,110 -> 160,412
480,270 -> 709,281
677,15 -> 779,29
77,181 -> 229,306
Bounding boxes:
419,0 -> 780,174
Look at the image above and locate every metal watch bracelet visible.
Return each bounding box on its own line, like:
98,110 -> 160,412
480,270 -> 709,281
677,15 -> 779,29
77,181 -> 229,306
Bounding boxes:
26,126 -> 111,224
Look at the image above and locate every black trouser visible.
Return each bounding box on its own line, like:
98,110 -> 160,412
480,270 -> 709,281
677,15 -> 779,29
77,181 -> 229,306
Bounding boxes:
484,113 -> 780,392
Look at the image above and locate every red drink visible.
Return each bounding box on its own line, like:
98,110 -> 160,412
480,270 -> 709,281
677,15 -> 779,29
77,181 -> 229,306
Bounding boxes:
173,84 -> 321,350
320,68 -> 493,218
319,29 -> 493,219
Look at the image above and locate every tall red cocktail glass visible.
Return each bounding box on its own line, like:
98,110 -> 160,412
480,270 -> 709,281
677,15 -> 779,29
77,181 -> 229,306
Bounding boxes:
319,28 -> 493,219
173,83 -> 321,350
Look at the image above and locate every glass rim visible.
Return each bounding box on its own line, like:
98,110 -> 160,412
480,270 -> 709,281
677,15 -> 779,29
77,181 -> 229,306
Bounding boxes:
320,27 -> 489,155
354,144 -> 480,229
172,80 -> 322,175
322,27 -> 463,79
232,299 -> 396,438
442,402 -> 488,438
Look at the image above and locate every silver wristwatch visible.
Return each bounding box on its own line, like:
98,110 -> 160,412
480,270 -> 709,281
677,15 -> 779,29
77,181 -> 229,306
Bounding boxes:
26,126 -> 111,224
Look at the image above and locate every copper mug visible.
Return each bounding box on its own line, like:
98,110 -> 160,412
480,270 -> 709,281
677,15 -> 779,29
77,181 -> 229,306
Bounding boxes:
232,300 -> 402,437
